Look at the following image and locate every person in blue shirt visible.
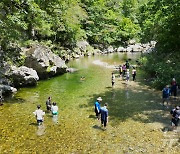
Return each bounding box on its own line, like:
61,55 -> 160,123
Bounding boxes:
162,85 -> 170,106
100,103 -> 108,129
94,97 -> 102,120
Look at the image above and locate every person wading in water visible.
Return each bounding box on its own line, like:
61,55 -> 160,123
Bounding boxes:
94,97 -> 102,120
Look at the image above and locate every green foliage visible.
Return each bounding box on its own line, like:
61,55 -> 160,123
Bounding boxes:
138,0 -> 180,88
1,0 -> 179,90
83,0 -> 141,45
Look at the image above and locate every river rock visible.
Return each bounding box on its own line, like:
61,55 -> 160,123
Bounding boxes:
66,68 -> 79,73
131,44 -> 143,52
73,48 -> 81,56
94,49 -> 102,54
127,46 -> 133,52
150,41 -> 156,47
0,84 -> 17,95
117,47 -> 125,52
76,40 -> 89,52
107,46 -> 114,53
128,39 -> 136,45
24,45 -> 67,79
9,66 -> 39,87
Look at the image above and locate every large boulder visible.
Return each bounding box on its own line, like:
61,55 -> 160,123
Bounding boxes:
66,68 -> 79,73
117,47 -> 125,52
9,66 -> 39,87
76,40 -> 96,56
76,40 -> 89,52
0,85 -> 17,96
128,39 -> 136,45
131,44 -> 144,52
24,45 -> 67,79
107,46 -> 114,53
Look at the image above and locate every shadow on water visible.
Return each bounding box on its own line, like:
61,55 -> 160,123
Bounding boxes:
29,122 -> 38,126
89,115 -> 96,119
92,125 -> 104,131
85,83 -> 170,127
4,96 -> 26,104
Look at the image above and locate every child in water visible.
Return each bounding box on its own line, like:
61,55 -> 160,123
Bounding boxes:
51,102 -> 59,115
112,72 -> 115,87
51,102 -> 59,123
33,105 -> 45,126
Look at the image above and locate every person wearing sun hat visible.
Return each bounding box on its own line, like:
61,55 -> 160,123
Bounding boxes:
94,97 -> 102,120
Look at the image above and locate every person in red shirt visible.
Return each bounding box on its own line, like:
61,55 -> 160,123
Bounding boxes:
171,78 -> 178,98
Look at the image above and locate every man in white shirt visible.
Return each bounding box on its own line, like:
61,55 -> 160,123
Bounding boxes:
33,105 -> 45,126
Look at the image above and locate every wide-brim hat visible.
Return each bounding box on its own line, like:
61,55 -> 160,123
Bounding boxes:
97,97 -> 102,101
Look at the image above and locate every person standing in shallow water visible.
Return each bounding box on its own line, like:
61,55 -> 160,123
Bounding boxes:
125,60 -> 130,69
33,105 -> 45,126
51,102 -> 59,123
171,106 -> 180,130
162,85 -> 170,106
51,102 -> 58,115
112,72 -> 115,87
171,78 -> 178,98
100,103 -> 108,130
119,65 -> 123,78
122,64 -> 126,77
46,96 -> 52,111
94,97 -> 102,120
126,69 -> 130,82
132,67 -> 136,81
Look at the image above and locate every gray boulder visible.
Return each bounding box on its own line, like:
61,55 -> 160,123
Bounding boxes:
66,68 -> 79,73
107,46 -> 114,53
127,46 -> 133,52
10,66 -> 39,87
94,49 -> 102,54
131,44 -> 144,52
0,84 -> 17,95
128,39 -> 136,45
76,40 -> 89,52
117,47 -> 125,52
25,45 -> 67,79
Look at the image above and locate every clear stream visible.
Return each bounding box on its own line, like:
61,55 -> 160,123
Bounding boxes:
0,53 -> 178,153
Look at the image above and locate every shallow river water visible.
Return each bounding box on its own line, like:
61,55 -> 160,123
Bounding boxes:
0,53 -> 179,153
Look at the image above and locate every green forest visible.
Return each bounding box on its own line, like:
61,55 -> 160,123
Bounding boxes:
0,0 -> 180,88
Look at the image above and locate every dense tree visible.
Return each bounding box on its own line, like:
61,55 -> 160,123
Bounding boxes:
0,0 -> 179,89
139,0 -> 180,88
